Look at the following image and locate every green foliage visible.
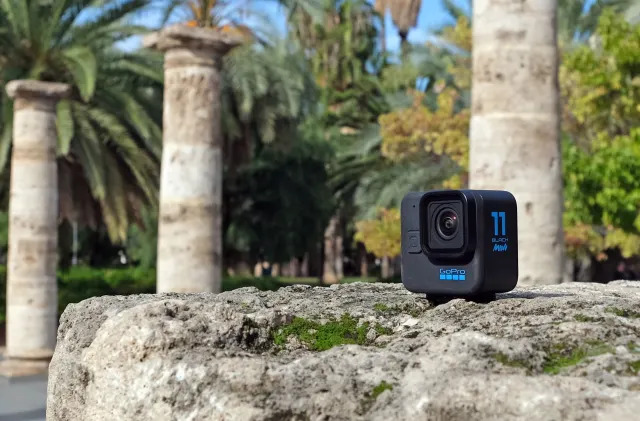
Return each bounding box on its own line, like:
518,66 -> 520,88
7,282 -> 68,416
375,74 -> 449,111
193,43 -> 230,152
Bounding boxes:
224,135 -> 333,264
0,266 -> 316,322
0,0 -> 163,242
543,341 -> 614,374
561,10 -> 639,141
561,12 -> 640,258
273,313 -> 390,351
628,360 -> 640,374
354,208 -> 400,259
563,129 -> 640,258
126,207 -> 158,269
222,43 -> 318,147
291,0 -> 387,128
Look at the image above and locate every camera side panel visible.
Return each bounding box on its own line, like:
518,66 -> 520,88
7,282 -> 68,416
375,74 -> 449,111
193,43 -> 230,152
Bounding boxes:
471,190 -> 519,293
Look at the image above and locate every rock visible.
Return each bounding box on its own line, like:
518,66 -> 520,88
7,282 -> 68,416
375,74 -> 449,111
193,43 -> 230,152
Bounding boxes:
47,282 -> 640,421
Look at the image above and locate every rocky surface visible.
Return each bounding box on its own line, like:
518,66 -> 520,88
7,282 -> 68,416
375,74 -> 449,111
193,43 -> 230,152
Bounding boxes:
47,281 -> 640,421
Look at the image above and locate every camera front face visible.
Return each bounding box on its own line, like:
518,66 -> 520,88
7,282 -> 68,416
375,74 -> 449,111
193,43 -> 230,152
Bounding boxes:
401,190 -> 518,297
420,190 -> 475,262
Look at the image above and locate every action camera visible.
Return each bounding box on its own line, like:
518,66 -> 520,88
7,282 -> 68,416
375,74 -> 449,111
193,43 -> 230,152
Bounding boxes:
401,190 -> 518,300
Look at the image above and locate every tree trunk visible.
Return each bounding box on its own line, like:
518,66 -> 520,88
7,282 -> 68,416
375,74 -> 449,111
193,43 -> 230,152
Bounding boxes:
359,244 -> 369,277
1,80 -> 70,374
381,256 -> 390,279
335,229 -> 344,280
322,215 -> 340,284
144,27 -> 240,293
300,253 -> 309,277
470,0 -> 564,285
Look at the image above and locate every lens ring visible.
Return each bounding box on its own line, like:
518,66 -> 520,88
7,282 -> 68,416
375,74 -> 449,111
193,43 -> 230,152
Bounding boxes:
435,208 -> 459,240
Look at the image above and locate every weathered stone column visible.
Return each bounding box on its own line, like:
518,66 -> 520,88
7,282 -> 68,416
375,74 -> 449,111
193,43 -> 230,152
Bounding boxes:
144,26 -> 241,293
0,80 -> 70,376
470,0 -> 564,285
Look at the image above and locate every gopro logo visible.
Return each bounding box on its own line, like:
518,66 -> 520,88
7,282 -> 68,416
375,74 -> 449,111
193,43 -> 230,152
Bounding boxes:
439,268 -> 466,281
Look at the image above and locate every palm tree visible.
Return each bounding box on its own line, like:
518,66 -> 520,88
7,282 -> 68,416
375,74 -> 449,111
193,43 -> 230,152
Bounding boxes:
470,0 -> 564,285
290,0 -> 386,283
0,0 -> 161,372
161,0 -> 322,34
0,0 -> 163,241
375,0 -> 422,48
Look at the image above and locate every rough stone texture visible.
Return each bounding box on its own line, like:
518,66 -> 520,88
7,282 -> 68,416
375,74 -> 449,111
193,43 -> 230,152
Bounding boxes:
142,24 -> 243,54
470,0 -> 565,285
6,80 -> 71,103
47,282 -> 640,420
1,81 -> 69,374
146,25 -> 240,293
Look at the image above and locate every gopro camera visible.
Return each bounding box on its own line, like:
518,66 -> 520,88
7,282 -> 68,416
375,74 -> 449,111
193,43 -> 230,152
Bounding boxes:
401,190 -> 518,300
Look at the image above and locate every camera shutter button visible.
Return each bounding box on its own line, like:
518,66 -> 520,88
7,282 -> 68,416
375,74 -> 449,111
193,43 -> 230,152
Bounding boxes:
406,230 -> 422,254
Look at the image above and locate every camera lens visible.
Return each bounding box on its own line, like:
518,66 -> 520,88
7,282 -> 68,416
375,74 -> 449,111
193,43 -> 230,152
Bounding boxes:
436,208 -> 459,240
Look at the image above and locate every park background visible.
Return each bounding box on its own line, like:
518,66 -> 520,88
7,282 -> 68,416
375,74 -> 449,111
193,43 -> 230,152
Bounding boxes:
0,0 -> 638,342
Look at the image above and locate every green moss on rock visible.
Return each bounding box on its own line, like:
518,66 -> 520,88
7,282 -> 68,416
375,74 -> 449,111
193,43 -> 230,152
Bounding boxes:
543,341 -> 614,375
493,353 -> 529,370
627,360 -> 640,375
606,307 -> 640,319
273,314 -> 392,351
371,381 -> 393,399
574,314 -> 597,322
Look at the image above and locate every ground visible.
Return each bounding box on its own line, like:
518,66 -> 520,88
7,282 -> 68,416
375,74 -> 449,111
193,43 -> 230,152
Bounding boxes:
0,350 -> 47,421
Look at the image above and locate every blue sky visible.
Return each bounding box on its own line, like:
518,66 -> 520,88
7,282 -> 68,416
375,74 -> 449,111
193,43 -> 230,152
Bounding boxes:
124,0 -> 469,51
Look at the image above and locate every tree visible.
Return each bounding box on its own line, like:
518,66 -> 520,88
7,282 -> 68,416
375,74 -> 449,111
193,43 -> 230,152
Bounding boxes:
0,0 -> 163,242
374,0 -> 423,47
290,0 -> 387,283
161,0 -> 322,35
561,11 -> 640,272
556,0 -> 638,47
470,0 -> 564,285
354,208 -> 400,278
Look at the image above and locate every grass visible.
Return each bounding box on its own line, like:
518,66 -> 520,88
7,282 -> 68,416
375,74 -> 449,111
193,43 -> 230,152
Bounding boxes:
543,341 -> 614,375
273,314 -> 392,351
605,307 -> 640,319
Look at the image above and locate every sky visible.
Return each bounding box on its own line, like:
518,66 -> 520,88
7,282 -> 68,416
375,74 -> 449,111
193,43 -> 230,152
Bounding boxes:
123,0 -> 470,52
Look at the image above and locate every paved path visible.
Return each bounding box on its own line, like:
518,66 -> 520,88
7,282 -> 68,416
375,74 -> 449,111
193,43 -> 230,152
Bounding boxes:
0,351 -> 47,421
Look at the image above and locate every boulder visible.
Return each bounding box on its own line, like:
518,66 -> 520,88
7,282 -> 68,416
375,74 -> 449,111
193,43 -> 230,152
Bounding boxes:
47,281 -> 640,420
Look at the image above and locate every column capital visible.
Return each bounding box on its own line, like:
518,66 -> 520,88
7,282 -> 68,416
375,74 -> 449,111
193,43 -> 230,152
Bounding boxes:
143,24 -> 243,57
6,80 -> 71,101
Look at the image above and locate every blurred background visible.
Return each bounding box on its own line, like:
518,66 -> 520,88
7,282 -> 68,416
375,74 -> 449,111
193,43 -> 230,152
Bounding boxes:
0,0 -> 638,341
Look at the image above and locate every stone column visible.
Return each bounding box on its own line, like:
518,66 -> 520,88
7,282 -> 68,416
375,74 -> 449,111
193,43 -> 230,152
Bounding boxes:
0,80 -> 70,376
143,26 -> 241,293
470,0 -> 563,285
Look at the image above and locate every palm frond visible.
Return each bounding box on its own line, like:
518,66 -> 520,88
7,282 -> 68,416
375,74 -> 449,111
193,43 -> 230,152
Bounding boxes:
61,46 -> 97,101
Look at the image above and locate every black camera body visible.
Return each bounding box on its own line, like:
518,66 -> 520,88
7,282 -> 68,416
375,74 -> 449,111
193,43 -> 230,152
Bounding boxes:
401,190 -> 518,299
